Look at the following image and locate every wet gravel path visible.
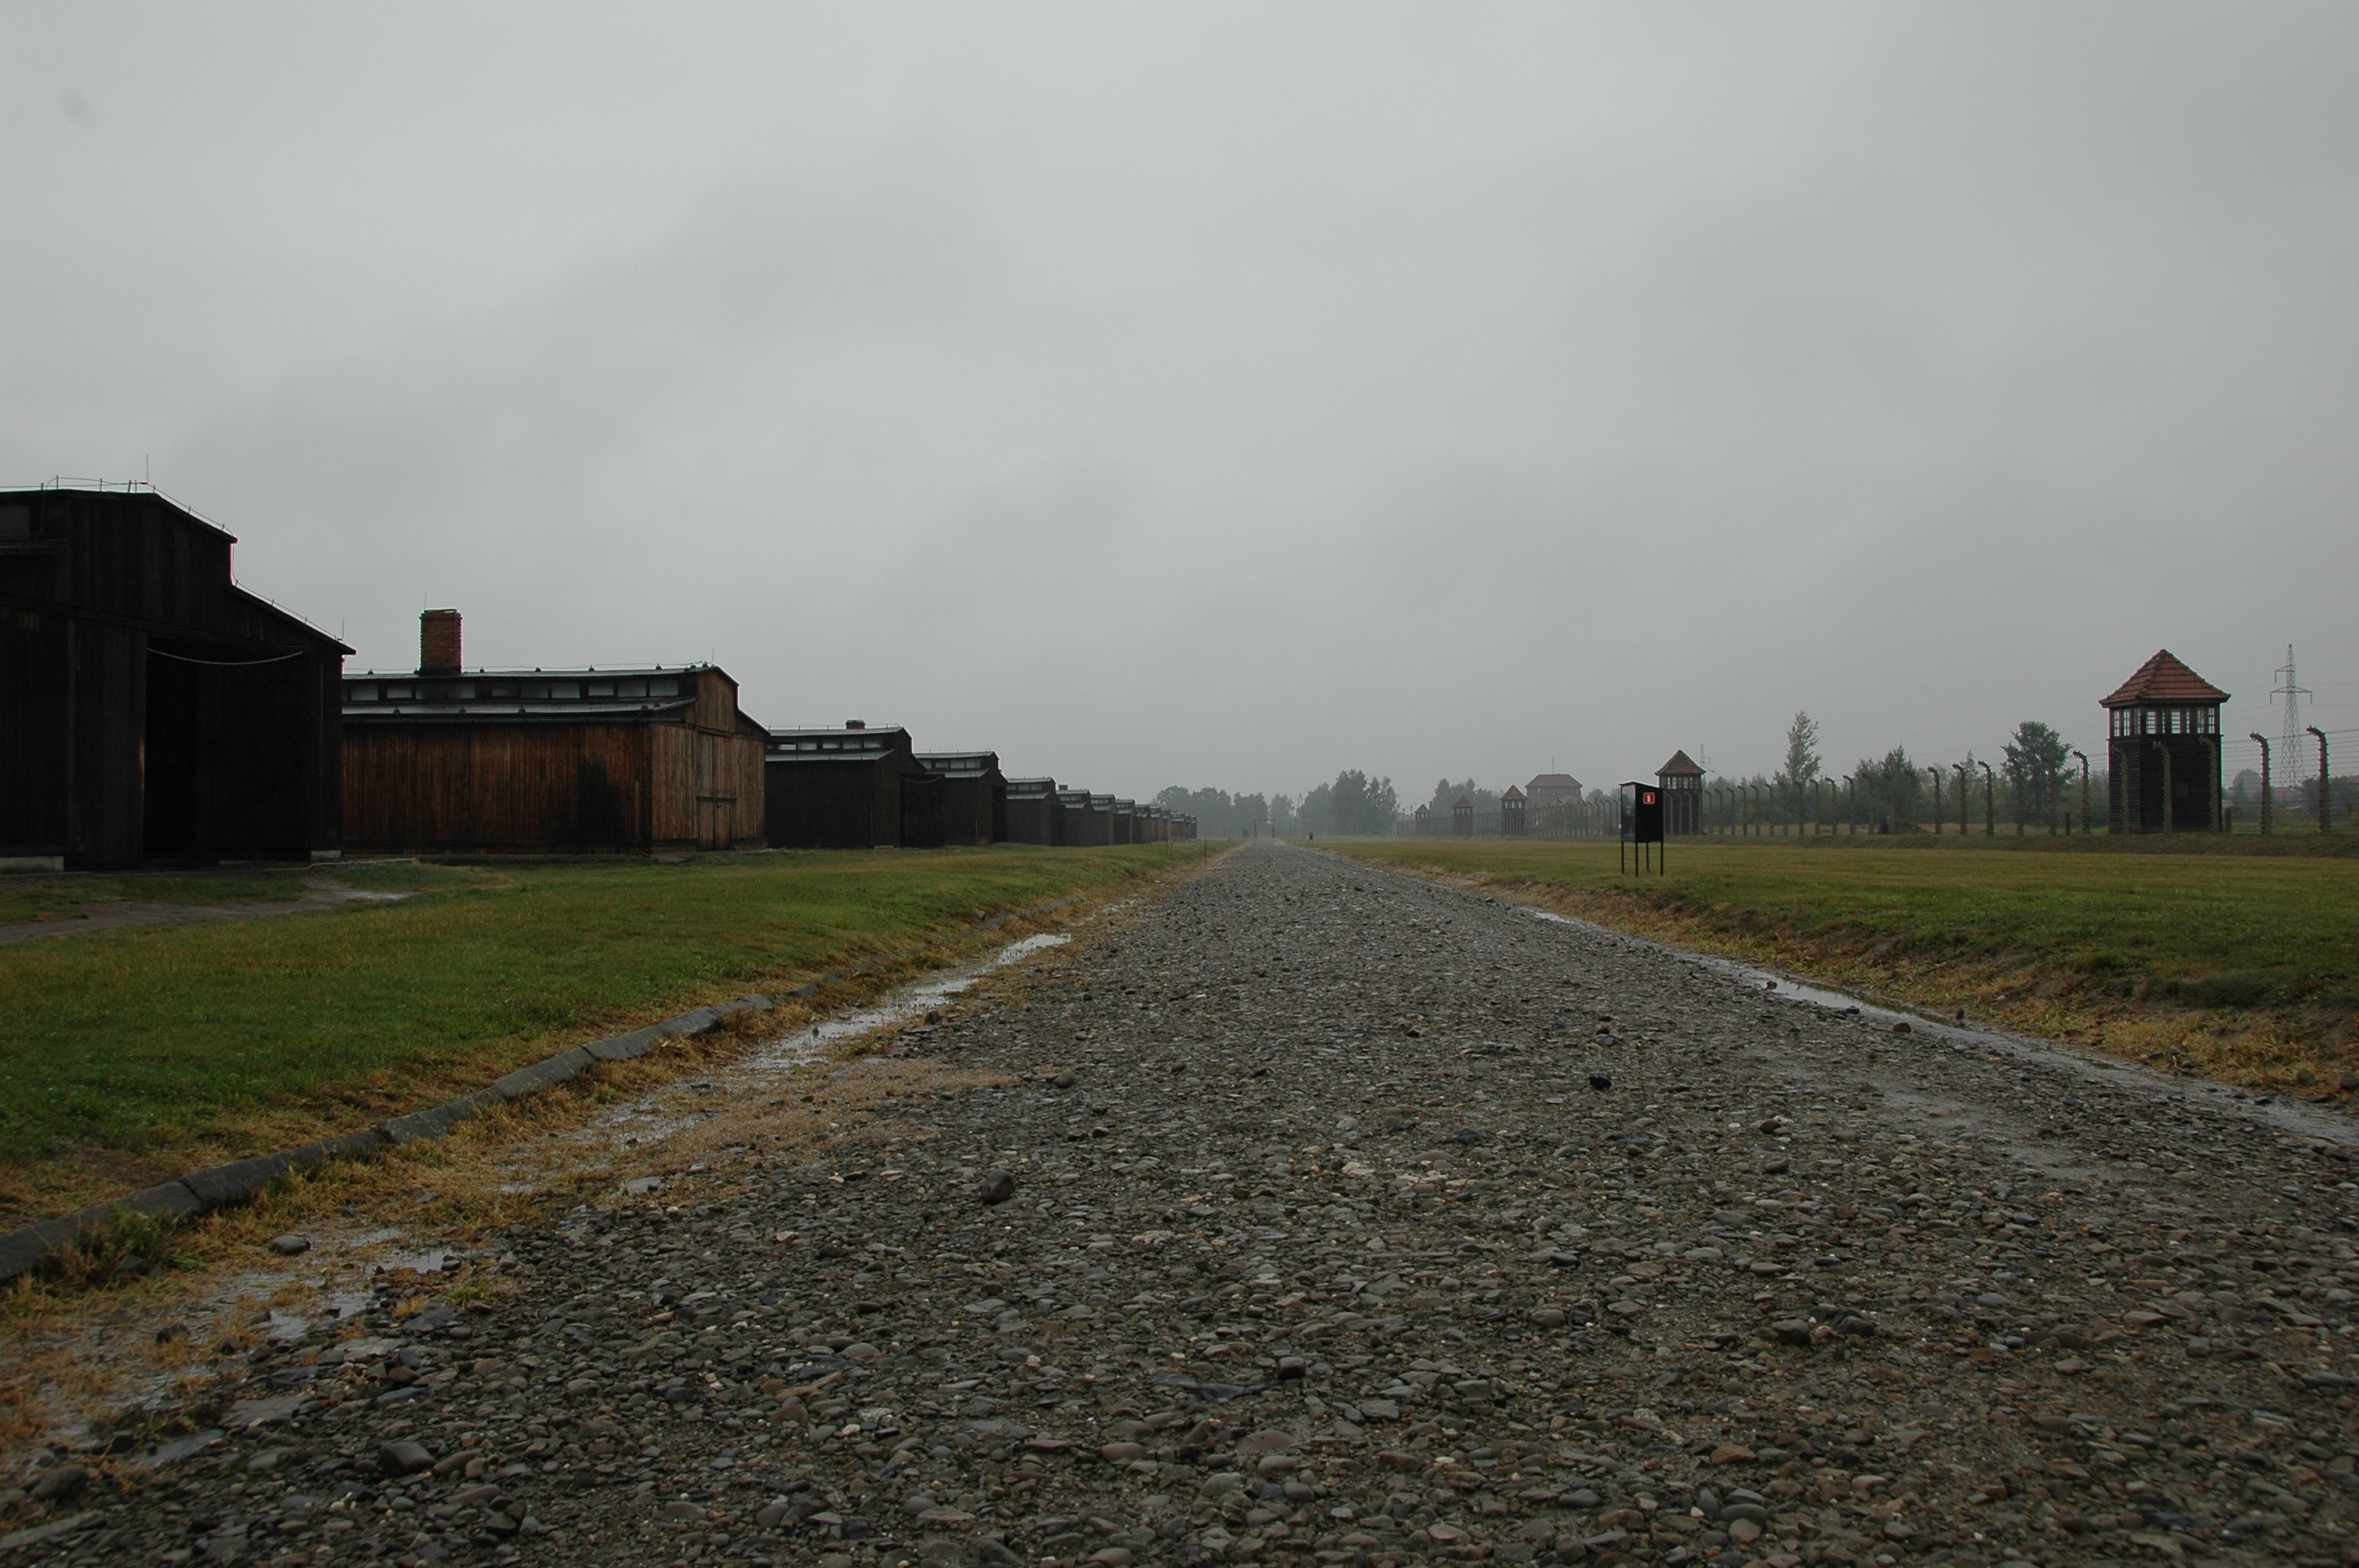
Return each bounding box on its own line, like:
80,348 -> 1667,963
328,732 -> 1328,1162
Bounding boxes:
24,841 -> 2359,1568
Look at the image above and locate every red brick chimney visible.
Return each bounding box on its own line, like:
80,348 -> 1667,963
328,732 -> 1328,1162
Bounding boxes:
420,609 -> 462,675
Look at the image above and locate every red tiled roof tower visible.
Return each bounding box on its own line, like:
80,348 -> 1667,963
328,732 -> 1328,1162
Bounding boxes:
2102,649 -> 2228,833
2102,650 -> 2230,708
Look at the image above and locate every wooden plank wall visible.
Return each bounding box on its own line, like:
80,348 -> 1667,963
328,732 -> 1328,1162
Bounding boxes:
343,724 -> 654,852
650,725 -> 766,849
937,777 -> 994,845
71,619 -> 144,866
0,606 -> 72,854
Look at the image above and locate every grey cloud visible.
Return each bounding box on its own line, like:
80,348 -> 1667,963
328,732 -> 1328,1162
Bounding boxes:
5,4 -> 2354,795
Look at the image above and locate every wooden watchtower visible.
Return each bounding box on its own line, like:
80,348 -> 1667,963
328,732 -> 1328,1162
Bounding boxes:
1500,784 -> 1528,835
2102,650 -> 2227,833
1452,796 -> 1474,837
1656,750 -> 1705,836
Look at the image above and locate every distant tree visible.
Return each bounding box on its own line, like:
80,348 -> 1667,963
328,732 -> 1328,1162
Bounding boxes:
1270,793 -> 1296,836
1289,771 -> 1399,836
1854,746 -> 1916,831
1331,774 -> 1368,833
1780,711 -> 1823,831
1298,782 -> 1334,835
1155,785 -> 1234,836
1426,778 -> 1499,819
2002,721 -> 2073,829
1154,786 -> 1295,837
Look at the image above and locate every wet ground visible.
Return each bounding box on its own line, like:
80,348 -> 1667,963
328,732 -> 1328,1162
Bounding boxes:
0,883 -> 410,946
11,840 -> 2359,1568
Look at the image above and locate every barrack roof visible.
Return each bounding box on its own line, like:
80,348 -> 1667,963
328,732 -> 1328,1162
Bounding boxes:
342,666 -> 720,724
916,751 -> 1002,775
2101,650 -> 2229,707
349,663 -> 723,681
765,725 -> 918,762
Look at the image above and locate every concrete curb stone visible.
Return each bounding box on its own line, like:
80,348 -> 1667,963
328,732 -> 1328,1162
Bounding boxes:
181,1153 -> 294,1208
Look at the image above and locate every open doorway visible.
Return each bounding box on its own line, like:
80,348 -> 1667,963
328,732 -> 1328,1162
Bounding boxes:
143,641 -> 318,859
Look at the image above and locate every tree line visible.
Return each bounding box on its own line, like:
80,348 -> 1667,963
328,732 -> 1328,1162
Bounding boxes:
1154,770 -> 1402,837
1706,711 -> 2089,833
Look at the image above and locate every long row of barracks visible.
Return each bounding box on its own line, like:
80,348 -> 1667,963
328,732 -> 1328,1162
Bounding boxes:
1,488 -> 1193,867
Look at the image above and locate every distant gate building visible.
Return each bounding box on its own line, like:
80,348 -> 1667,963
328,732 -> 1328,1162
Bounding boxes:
0,487 -> 347,868
2103,650 -> 2227,833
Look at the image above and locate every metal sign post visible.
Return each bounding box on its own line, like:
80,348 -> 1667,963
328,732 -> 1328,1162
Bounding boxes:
1620,781 -> 1666,875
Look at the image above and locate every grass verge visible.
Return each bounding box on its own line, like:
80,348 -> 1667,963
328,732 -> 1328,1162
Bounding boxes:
1322,836 -> 2359,1091
0,844 -> 1214,1223
0,878 -> 1136,1468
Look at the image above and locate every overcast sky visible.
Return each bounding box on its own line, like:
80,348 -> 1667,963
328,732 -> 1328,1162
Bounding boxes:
6,5 -> 2354,800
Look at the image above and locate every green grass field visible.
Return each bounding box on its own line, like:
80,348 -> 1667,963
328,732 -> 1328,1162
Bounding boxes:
0,846 -> 1209,1219
1326,835 -> 2359,1083
0,871 -> 309,927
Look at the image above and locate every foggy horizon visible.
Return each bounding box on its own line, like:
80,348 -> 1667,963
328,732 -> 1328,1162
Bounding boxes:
8,5 -> 2355,808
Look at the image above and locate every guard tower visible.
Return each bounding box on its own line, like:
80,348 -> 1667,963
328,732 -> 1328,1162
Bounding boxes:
1452,796 -> 1474,837
1413,803 -> 1432,837
1500,785 -> 1528,835
1656,750 -> 1705,836
2103,650 -> 2227,833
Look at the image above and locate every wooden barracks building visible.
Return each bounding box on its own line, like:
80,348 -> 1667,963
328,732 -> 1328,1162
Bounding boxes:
917,751 -> 1007,847
2,487 -> 1194,864
341,611 -> 767,853
0,486 -> 347,868
764,723 -> 937,850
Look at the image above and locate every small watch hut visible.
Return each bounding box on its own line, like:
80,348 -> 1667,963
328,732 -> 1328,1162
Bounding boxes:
1656,750 -> 1706,836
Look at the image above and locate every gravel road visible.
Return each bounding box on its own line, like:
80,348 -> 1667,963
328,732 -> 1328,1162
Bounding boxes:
19,840 -> 2359,1568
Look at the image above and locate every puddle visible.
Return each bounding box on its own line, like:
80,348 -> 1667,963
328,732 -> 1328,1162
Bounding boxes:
372,1248 -> 453,1277
555,928 -> 1077,1166
752,931 -> 1071,1069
